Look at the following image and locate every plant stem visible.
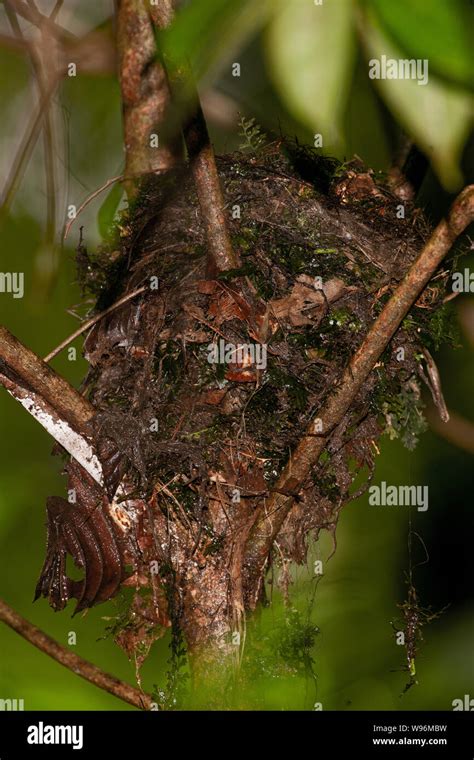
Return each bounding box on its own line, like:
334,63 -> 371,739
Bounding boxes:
0,598 -> 153,710
116,0 -> 179,197
183,103 -> 241,275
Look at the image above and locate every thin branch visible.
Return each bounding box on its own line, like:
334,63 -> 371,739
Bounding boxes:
153,0 -> 240,274
426,407 -> 474,456
183,101 -> 241,275
0,75 -> 58,222
117,1 -> 239,273
244,185 -> 474,599
5,0 -> 76,42
0,598 -> 153,710
44,285 -> 146,362
387,132 -> 416,201
63,174 -> 123,241
5,0 -> 58,247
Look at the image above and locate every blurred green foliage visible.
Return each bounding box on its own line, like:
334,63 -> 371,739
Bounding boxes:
0,0 -> 473,711
161,0 -> 473,188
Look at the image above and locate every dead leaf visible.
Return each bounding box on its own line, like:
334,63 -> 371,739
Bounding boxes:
270,277 -> 347,326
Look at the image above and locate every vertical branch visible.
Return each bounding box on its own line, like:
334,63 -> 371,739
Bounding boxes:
116,0 -> 180,196
117,0 -> 240,273
0,77 -> 58,222
183,102 -> 241,275
5,1 -> 59,246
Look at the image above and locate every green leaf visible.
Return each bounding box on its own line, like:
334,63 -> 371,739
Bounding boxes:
97,181 -> 124,240
159,0 -> 272,83
361,10 -> 473,190
266,0 -> 355,152
367,0 -> 474,90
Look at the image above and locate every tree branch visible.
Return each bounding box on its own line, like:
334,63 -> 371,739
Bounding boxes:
244,185 -> 474,598
0,598 -> 153,710
63,174 -> 123,241
5,1 -> 58,247
116,0 -> 179,197
183,101 -> 241,275
0,325 -> 102,484
116,1 -> 239,271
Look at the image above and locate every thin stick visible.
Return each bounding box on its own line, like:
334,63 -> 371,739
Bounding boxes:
44,285 -> 147,362
183,102 -> 241,275
426,407 -> 474,456
0,598 -> 153,710
244,185 -> 474,600
5,0 -> 58,247
0,76 -> 58,222
63,175 -> 123,241
6,0 -> 75,42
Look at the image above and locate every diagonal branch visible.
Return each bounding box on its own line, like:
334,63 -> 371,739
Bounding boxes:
0,597 -> 153,710
5,0 -> 75,42
427,407 -> 474,456
244,185 -> 474,599
43,285 -> 146,362
0,76 -> 58,222
0,325 -> 102,484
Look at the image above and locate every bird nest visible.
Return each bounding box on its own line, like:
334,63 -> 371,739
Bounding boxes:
36,142 -> 453,661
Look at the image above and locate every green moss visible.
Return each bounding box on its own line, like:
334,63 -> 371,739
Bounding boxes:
381,386 -> 428,451
425,302 -> 461,351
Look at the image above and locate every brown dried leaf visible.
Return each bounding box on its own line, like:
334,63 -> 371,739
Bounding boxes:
270,277 -> 348,326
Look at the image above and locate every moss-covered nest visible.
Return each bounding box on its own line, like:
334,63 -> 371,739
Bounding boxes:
37,142 -> 455,664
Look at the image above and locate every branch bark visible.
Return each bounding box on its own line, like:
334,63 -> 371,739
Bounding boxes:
0,598 -> 153,710
116,0 -> 180,196
117,0 -> 240,273
0,325 -> 102,484
244,185 -> 474,600
183,102 -> 241,275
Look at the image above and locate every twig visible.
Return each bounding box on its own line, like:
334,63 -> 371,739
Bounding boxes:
244,185 -> 474,599
426,407 -> 474,456
63,174 -> 123,241
419,347 -> 449,423
44,285 -> 146,361
0,598 -> 153,710
5,0 -> 75,42
183,102 -> 241,275
5,0 -> 58,247
0,76 -> 58,222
